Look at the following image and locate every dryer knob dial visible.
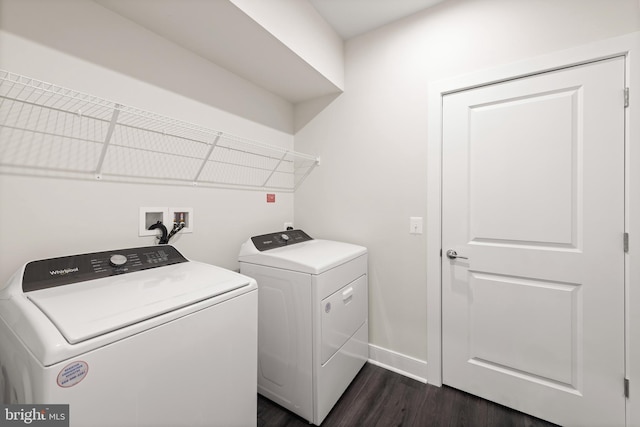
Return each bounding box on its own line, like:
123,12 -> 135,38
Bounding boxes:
281,234 -> 290,241
109,254 -> 128,267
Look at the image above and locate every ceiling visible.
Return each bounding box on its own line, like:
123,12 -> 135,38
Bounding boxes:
93,0 -> 446,106
308,0 -> 446,40
95,0 -> 341,103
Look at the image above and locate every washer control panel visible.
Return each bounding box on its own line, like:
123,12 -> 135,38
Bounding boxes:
251,229 -> 313,251
22,246 -> 188,292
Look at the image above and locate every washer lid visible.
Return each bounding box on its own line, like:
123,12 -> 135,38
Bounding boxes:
238,238 -> 367,274
27,261 -> 252,344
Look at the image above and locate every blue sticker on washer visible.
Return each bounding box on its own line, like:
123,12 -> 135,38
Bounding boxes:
57,361 -> 88,388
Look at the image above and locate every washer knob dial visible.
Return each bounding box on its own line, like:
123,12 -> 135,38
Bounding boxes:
109,254 -> 128,267
281,234 -> 290,241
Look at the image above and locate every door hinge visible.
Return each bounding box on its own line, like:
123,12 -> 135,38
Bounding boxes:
625,87 -> 630,108
625,378 -> 630,398
624,232 -> 630,253
440,249 -> 442,257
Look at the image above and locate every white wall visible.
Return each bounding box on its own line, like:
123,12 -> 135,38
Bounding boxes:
0,175 -> 292,283
0,12 -> 295,284
0,0 -> 294,133
294,0 -> 640,369
230,0 -> 344,91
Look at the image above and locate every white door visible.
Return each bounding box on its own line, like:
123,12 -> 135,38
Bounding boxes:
441,57 -> 625,426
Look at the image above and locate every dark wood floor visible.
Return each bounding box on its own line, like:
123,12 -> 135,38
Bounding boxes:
257,363 -> 559,427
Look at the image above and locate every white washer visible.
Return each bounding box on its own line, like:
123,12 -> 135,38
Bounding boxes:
238,230 -> 368,425
0,245 -> 257,427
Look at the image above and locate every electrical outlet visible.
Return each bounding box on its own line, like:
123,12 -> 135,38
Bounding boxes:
140,207 -> 169,237
169,207 -> 193,233
284,222 -> 294,230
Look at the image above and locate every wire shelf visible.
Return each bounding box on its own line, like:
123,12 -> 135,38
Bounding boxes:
0,70 -> 319,191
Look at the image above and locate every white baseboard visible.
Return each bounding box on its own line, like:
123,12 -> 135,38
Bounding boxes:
367,344 -> 428,384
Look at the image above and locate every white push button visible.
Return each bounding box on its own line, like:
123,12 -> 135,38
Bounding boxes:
109,254 -> 128,267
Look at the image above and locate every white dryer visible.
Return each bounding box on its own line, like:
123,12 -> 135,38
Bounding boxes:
0,245 -> 257,427
238,230 -> 368,425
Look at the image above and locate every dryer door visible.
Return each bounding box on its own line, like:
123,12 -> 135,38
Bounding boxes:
320,275 -> 367,365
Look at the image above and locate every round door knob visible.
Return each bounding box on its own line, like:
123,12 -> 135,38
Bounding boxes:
109,254 -> 128,267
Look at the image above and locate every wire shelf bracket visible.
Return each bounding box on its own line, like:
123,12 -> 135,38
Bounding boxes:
192,131 -> 222,184
95,103 -> 121,180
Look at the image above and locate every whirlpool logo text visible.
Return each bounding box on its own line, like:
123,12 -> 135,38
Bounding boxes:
48,268 -> 79,276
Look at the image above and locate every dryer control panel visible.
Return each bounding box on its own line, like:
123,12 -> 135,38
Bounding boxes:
251,229 -> 313,251
22,246 -> 188,292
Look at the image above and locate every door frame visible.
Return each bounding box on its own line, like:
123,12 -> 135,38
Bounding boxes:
426,31 -> 640,424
